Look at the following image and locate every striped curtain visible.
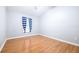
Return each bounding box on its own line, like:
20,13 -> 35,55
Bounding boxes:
29,18 -> 32,32
22,16 -> 27,33
22,16 -> 32,33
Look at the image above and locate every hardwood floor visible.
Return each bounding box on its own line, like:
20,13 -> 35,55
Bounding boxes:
1,35 -> 79,53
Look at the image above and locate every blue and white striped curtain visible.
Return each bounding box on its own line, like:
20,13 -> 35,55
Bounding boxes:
29,18 -> 32,32
22,16 -> 32,33
22,17 -> 27,33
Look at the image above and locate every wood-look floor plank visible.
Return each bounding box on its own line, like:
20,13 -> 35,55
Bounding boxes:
1,35 -> 79,53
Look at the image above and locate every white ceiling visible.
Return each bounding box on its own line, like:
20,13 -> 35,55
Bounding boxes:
7,6 -> 55,17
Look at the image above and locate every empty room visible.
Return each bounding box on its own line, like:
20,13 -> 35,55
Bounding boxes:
0,6 -> 79,53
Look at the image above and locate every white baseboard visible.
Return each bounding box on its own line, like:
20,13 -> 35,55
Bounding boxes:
0,39 -> 7,52
7,34 -> 39,40
39,34 -> 79,47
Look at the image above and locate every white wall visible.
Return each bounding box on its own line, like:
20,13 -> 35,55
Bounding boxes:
0,6 -> 79,49
0,7 -> 6,47
40,6 -> 79,44
7,11 -> 39,38
6,6 -> 79,44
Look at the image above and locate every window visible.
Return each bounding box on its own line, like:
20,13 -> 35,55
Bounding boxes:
22,16 -> 32,33
26,18 -> 30,32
